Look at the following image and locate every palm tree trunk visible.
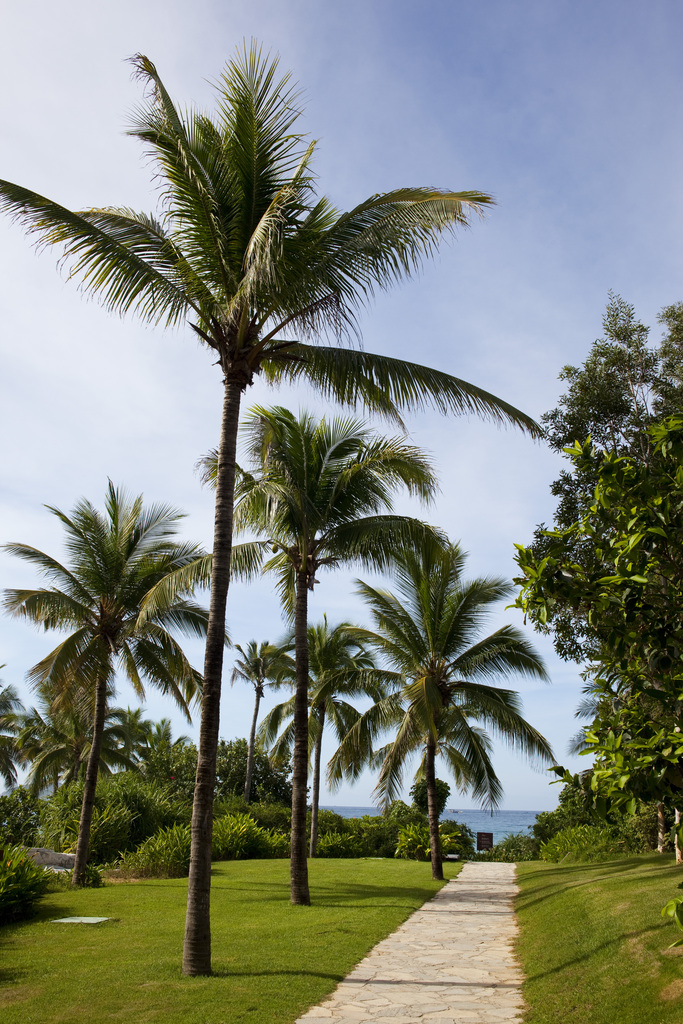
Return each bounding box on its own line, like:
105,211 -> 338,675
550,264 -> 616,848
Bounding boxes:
183,375 -> 243,977
309,705 -> 325,858
72,673 -> 107,886
658,802 -> 667,853
290,569 -> 311,905
244,685 -> 262,803
425,736 -> 443,881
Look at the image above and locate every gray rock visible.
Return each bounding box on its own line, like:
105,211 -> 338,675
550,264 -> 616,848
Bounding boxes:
27,847 -> 76,869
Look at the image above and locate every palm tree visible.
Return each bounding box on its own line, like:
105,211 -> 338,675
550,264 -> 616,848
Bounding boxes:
0,45 -> 541,971
204,405 -> 440,903
13,692 -> 140,794
0,672 -> 24,788
329,540 -> 553,880
230,640 -> 294,802
259,617 -> 389,857
2,482 -> 212,884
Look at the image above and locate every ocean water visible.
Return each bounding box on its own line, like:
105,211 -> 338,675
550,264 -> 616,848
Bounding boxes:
322,805 -> 539,845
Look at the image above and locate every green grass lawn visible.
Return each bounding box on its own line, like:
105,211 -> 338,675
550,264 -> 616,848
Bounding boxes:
0,858 -> 460,1024
516,854 -> 683,1024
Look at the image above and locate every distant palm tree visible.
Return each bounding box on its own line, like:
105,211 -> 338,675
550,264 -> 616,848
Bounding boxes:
3,482 -> 213,884
0,672 -> 24,788
0,44 -> 539,972
330,540 -> 553,879
259,617 -> 391,855
203,404 -> 440,903
230,640 -> 294,802
13,691 -> 139,794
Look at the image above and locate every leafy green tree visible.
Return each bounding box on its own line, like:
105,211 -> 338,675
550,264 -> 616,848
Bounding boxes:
331,539 -> 552,880
141,738 -> 199,801
515,417 -> 683,860
2,482 -> 211,885
230,641 -> 294,802
528,294 -> 683,662
214,738 -> 292,805
214,405 -> 440,902
0,46 -> 541,973
410,777 -> 451,819
259,617 -> 390,856
0,787 -> 41,846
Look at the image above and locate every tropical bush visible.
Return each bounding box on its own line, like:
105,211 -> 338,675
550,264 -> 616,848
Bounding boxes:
316,831 -> 366,858
39,801 -> 134,864
539,823 -> 622,862
475,832 -> 538,862
0,844 -> 50,922
37,774 -> 189,862
118,823 -> 192,878
395,823 -> 467,860
0,788 -> 41,846
211,813 -> 273,860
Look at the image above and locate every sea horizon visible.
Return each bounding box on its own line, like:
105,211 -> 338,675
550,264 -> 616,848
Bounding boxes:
322,805 -> 542,844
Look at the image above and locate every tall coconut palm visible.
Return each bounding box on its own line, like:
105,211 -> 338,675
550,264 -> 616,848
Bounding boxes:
0,45 -> 541,972
203,405 -> 441,903
0,674 -> 24,788
259,617 -> 390,856
230,640 -> 294,802
2,482 -> 212,884
330,540 -> 553,880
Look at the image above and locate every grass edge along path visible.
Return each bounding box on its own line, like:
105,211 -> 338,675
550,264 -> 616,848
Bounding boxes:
515,854 -> 683,1024
0,858 -> 461,1024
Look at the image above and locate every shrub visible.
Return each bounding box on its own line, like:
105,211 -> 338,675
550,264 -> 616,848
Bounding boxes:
475,832 -> 539,862
211,814 -> 272,860
439,820 -> 476,857
316,831 -> 365,858
38,774 -> 189,862
395,823 -> 430,860
0,788 -> 41,846
248,802 -> 292,834
395,822 -> 468,860
39,801 -> 134,864
264,830 -> 290,857
308,808 -> 349,837
345,816 -> 399,858
0,844 -> 50,922
118,823 -> 191,878
539,823 -> 622,863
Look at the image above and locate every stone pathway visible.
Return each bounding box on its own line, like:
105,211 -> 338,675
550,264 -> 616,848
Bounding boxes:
295,862 -> 524,1023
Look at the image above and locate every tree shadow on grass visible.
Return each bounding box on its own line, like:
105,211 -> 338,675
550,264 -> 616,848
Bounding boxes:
516,858 -> 680,913
524,923 -> 662,982
206,966 -> 346,980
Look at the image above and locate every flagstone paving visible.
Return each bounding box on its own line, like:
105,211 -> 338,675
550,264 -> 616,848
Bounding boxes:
295,861 -> 524,1023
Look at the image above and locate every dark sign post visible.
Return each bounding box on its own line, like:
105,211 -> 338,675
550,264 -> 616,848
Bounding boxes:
476,832 -> 494,851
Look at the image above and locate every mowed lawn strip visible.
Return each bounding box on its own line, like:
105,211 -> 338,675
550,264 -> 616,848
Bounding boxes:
516,854 -> 683,1024
0,858 -> 461,1024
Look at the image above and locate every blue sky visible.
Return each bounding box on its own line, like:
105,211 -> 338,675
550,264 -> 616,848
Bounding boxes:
1,0 -> 682,809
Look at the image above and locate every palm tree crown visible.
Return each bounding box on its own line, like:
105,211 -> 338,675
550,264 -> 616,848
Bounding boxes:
223,405 -> 441,599
0,675 -> 23,788
2,482 -> 212,881
230,639 -> 294,802
259,616 -> 390,855
330,539 -> 553,878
